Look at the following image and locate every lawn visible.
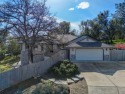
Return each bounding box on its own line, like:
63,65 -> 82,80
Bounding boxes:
101,39 -> 125,45
112,39 -> 125,45
0,56 -> 20,73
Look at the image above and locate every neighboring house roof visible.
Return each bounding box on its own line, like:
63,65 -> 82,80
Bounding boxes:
115,44 -> 125,49
18,34 -> 77,45
67,36 -> 114,48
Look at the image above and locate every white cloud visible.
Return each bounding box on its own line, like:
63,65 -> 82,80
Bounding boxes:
69,8 -> 75,11
77,2 -> 90,9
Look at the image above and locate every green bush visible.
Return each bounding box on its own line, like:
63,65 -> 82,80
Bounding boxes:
32,80 -> 69,94
49,60 -> 79,78
3,56 -> 12,61
0,44 -> 7,61
7,39 -> 20,56
0,51 -> 5,61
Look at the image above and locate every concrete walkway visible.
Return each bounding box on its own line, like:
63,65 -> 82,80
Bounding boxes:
75,62 -> 125,94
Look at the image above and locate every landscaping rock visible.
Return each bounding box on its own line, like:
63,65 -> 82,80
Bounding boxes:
33,75 -> 40,79
54,80 -> 67,85
40,79 -> 52,84
75,74 -> 84,80
67,79 -> 74,84
48,78 -> 55,82
71,77 -> 79,82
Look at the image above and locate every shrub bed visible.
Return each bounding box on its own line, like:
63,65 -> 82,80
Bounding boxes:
49,60 -> 79,78
32,80 -> 69,94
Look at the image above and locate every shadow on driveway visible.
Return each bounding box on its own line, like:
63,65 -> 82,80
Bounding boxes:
75,62 -> 125,76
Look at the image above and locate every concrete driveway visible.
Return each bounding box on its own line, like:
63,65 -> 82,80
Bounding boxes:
75,62 -> 125,94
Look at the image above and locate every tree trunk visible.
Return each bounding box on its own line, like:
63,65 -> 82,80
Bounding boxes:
29,46 -> 33,63
109,36 -> 113,44
110,39 -> 113,44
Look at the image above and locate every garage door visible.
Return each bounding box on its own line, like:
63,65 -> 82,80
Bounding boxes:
76,49 -> 103,60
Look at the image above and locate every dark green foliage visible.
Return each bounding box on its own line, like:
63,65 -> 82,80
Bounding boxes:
51,21 -> 70,34
0,28 -> 8,45
49,60 -> 79,78
80,11 -> 120,44
80,19 -> 102,40
70,29 -> 77,35
7,39 -> 20,56
114,0 -> 125,39
0,45 -> 6,60
0,51 -> 5,60
59,21 -> 70,34
115,0 -> 125,23
98,11 -> 117,43
0,38 -> 20,61
3,56 -> 12,61
32,80 -> 69,94
79,0 -> 125,43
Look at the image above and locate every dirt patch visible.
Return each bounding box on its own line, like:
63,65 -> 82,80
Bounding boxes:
69,79 -> 88,94
0,77 -> 41,94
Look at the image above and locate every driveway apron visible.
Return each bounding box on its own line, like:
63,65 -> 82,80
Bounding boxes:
75,62 -> 125,94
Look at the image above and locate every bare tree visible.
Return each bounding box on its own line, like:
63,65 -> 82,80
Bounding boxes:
0,0 -> 57,63
0,27 -> 8,46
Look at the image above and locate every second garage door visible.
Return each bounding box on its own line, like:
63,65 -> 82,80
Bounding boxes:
76,49 -> 103,60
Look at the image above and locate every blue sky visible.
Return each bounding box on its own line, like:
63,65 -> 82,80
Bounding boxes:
46,0 -> 124,30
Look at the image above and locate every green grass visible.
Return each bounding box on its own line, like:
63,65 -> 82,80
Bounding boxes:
112,39 -> 125,45
102,39 -> 125,45
0,56 -> 20,73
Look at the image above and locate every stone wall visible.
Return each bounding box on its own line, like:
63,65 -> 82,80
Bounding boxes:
21,49 -> 29,65
33,51 -> 44,63
0,50 -> 67,90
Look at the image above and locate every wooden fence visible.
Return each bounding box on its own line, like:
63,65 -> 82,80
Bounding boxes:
0,50 -> 67,90
110,50 -> 125,61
